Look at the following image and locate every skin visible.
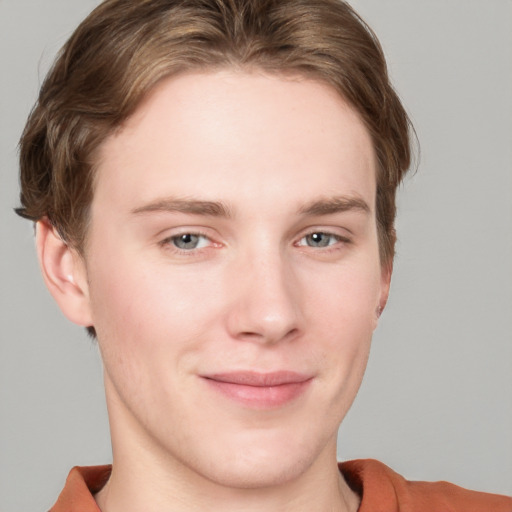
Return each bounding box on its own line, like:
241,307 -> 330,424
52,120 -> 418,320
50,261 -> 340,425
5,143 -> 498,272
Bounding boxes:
38,70 -> 391,512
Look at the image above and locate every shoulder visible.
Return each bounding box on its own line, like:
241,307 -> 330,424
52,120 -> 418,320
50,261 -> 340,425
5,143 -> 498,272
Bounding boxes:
340,459 -> 512,512
49,466 -> 111,512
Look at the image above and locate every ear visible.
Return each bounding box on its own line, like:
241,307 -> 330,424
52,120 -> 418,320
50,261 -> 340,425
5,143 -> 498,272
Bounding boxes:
36,219 -> 93,327
374,261 -> 393,328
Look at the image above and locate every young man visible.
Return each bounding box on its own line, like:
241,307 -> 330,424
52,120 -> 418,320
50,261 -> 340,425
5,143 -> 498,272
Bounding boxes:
15,1 -> 512,511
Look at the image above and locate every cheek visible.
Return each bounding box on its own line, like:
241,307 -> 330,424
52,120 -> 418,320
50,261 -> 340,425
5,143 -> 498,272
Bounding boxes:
301,259 -> 381,386
302,257 -> 382,331
85,248 -> 221,370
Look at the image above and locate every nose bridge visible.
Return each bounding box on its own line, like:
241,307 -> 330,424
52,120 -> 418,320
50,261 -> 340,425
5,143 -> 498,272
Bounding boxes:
226,239 -> 301,344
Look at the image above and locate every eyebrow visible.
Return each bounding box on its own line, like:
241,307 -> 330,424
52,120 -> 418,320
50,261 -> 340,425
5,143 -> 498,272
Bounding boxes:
131,198 -> 232,218
298,195 -> 371,216
131,194 -> 370,219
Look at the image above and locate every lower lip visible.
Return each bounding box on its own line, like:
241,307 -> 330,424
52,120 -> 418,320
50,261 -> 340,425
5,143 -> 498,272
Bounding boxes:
203,378 -> 312,409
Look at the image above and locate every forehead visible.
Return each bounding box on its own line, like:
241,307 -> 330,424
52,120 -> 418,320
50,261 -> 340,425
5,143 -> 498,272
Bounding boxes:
93,70 -> 376,216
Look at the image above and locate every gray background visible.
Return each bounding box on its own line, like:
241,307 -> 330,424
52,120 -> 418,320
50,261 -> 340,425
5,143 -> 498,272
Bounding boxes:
1,0 -> 511,510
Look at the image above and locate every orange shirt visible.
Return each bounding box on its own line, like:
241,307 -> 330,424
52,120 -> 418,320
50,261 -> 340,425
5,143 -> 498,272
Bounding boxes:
50,459 -> 512,511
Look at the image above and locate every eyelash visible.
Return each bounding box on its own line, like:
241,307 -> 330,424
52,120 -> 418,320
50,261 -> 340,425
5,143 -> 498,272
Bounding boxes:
158,229 -> 351,256
159,230 -> 215,255
296,231 -> 350,250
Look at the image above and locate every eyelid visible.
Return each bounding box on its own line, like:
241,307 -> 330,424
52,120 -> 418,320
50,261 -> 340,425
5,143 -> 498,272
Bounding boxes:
155,225 -> 351,256
158,227 -> 221,254
171,233 -> 210,249
295,227 -> 352,244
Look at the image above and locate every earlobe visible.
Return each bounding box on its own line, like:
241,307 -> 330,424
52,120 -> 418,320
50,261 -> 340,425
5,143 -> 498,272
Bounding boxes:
374,262 -> 393,327
36,219 -> 93,327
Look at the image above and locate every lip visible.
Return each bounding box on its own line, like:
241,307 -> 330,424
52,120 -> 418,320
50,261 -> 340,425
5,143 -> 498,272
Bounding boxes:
201,371 -> 313,409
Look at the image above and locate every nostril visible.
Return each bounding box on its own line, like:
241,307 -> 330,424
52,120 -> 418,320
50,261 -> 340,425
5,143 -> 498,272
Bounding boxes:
239,331 -> 263,338
237,326 -> 299,345
284,327 -> 299,339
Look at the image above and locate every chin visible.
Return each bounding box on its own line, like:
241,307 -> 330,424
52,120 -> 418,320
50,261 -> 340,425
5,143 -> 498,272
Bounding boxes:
204,455 -> 310,490
192,428 -> 334,490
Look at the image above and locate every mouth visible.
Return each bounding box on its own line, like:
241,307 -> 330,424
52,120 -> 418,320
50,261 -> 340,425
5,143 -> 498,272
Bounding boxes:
201,371 -> 313,409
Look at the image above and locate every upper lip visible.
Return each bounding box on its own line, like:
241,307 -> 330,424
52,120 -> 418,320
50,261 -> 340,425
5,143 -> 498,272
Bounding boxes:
202,371 -> 312,387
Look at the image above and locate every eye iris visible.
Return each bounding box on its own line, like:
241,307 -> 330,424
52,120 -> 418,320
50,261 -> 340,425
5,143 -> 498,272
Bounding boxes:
174,234 -> 199,249
308,232 -> 330,247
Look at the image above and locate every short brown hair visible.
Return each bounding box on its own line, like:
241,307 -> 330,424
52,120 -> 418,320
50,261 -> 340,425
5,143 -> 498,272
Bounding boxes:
17,0 -> 412,264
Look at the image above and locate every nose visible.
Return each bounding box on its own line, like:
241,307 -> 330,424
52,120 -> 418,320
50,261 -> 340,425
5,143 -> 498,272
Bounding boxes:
225,249 -> 302,345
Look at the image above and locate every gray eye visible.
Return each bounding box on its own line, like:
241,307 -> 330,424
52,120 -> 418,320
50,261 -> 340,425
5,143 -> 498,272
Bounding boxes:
304,232 -> 335,247
172,233 -> 201,250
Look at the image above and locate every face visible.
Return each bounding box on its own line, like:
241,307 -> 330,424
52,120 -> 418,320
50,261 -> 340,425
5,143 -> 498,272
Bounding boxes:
75,70 -> 390,488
